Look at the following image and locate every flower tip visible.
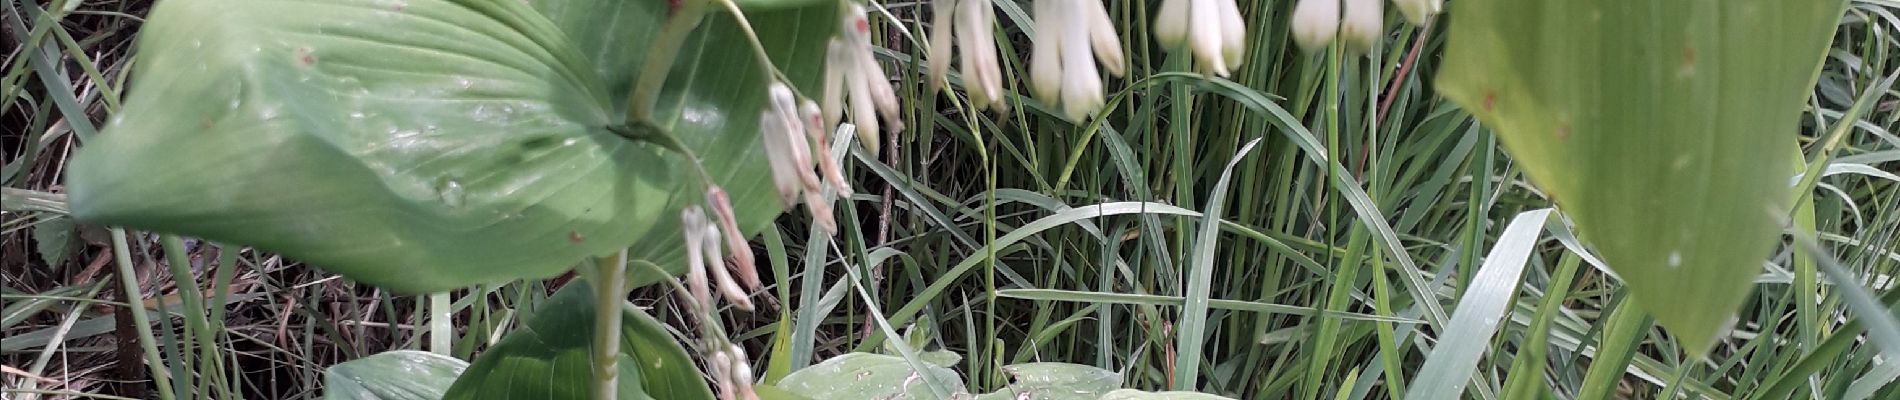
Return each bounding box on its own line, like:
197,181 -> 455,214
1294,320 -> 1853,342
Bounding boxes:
1394,0 -> 1440,26
1154,0 -> 1189,49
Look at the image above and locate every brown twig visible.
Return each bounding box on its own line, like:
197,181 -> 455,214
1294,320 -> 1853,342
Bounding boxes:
1359,16 -> 1437,178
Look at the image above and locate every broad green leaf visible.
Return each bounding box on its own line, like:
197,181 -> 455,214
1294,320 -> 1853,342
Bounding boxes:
976,363 -> 1123,400
64,0 -> 836,293
777,353 -> 970,399
1437,0 -> 1846,352
443,281 -> 713,400
324,350 -> 467,400
1097,389 -> 1236,400
63,0 -> 649,293
531,0 -> 838,287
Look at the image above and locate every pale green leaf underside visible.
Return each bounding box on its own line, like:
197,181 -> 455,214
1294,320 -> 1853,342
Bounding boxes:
323,350 -> 468,400
783,354 -> 1211,400
778,353 -> 970,399
1437,0 -> 1843,352
978,363 -> 1124,400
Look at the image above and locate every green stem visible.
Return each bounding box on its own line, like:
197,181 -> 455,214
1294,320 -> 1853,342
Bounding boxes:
429,292 -> 451,355
592,250 -> 629,400
1577,297 -> 1655,400
629,0 -> 710,121
111,229 -> 177,400
159,236 -> 218,400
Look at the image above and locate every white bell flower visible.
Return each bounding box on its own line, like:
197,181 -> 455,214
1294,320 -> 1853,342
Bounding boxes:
1030,0 -> 1124,121
1291,0 -> 1340,52
1341,0 -> 1383,54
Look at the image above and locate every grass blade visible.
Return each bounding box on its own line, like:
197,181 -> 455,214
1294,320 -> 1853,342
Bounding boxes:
1405,209 -> 1552,399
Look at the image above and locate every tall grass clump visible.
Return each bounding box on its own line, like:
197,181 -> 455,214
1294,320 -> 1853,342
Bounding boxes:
3,1 -> 1897,399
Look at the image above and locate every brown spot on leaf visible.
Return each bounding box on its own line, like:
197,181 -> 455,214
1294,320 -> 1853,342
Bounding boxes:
1556,124 -> 1571,140
1482,91 -> 1497,111
569,231 -> 584,243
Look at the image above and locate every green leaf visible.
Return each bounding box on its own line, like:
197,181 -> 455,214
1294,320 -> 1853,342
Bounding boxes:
63,0 -> 650,293
1097,389 -> 1237,400
530,0 -> 837,287
324,350 -> 468,400
64,0 -> 837,293
443,281 -> 713,400
1436,0 -> 1846,353
777,353 -> 970,399
752,384 -> 815,400
32,215 -> 74,267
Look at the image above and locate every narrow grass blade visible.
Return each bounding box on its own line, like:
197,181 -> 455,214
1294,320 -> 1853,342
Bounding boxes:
1174,139 -> 1263,390
995,289 -> 1417,324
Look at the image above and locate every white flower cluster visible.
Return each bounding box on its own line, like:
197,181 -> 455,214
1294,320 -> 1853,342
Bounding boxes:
681,200 -> 755,313
682,194 -> 765,400
1154,0 -> 1247,76
762,83 -> 849,234
1028,0 -> 1125,121
824,4 -> 903,154
1292,0 -> 1439,53
707,343 -> 758,400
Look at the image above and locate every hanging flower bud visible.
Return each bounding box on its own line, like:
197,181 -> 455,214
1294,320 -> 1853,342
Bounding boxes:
798,101 -> 839,235
700,223 -> 753,311
1341,0 -> 1383,54
926,0 -> 956,95
762,83 -> 817,207
1031,0 -> 1121,121
926,0 -> 1005,112
1391,0 -> 1440,26
1028,0 -> 1064,103
821,39 -> 846,133
1188,0 -> 1225,75
681,207 -> 714,311
1216,0 -> 1246,68
1153,0 -> 1189,50
959,0 -> 1005,111
802,101 -> 851,196
1291,0 -> 1340,52
1056,0 -> 1104,121
1154,0 -> 1246,76
1082,1 -> 1125,78
705,188 -> 758,292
